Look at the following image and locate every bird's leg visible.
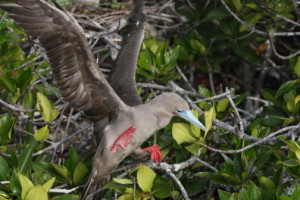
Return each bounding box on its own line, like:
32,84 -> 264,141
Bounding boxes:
111,126 -> 136,152
139,144 -> 162,162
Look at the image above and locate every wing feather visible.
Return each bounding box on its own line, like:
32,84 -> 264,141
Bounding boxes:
0,0 -> 128,120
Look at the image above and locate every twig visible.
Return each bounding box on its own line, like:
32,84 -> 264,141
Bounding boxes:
226,88 -> 245,135
205,56 -> 216,95
201,125 -> 300,154
259,4 -> 300,27
49,186 -> 79,193
220,0 -> 300,36
32,124 -> 93,156
13,55 -> 43,71
268,37 -> 300,60
186,0 -> 195,10
176,65 -> 196,92
193,88 -> 233,103
166,169 -> 190,200
137,82 -> 205,98
150,156 -> 217,172
0,99 -> 35,113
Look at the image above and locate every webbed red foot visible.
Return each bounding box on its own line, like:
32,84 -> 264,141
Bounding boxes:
141,144 -> 162,162
111,126 -> 136,152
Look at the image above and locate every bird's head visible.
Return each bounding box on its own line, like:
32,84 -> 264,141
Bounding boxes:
174,108 -> 206,131
149,93 -> 206,131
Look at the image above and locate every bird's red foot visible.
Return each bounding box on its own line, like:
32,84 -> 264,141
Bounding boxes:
111,126 -> 136,152
141,144 -> 162,162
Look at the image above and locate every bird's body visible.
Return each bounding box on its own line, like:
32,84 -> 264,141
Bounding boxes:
92,93 -> 190,183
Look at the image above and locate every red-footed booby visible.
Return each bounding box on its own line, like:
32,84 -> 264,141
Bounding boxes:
0,0 -> 206,199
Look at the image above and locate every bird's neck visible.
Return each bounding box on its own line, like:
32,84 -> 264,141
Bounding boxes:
149,105 -> 173,129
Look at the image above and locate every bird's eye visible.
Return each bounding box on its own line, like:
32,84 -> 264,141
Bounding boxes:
176,109 -> 183,113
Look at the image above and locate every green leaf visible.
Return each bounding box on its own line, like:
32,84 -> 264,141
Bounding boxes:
277,159 -> 300,167
172,123 -> 197,145
292,184 -> 300,200
292,56 -> 300,77
0,113 -> 16,144
113,178 -> 133,185
18,146 -> 33,173
239,188 -> 249,200
217,98 -> 229,112
10,170 -> 21,196
19,173 -> 34,199
137,165 -> 156,192
73,162 -> 88,185
52,164 -> 69,181
36,92 -> 54,123
0,191 -> 11,200
247,181 -> 261,200
3,71 -> 17,94
204,106 -> 216,138
23,91 -> 35,118
185,143 -> 199,155
0,156 -> 10,181
295,95 -> 300,105
259,176 -> 275,190
152,177 -> 172,198
18,172 -> 34,200
50,109 -> 60,122
24,185 -> 48,200
232,0 -> 242,12
66,146 -> 81,174
34,125 -> 49,141
17,67 -> 33,92
190,39 -> 206,55
280,197 -> 292,200
42,177 -> 55,193
239,13 -> 262,32
218,189 -> 232,200
275,80 -> 299,98
204,8 -> 228,20
194,172 -> 227,184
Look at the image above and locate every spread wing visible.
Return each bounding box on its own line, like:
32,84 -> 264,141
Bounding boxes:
0,0 -> 128,120
109,0 -> 145,106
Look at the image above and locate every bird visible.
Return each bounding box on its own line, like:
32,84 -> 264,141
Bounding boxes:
0,0 -> 206,199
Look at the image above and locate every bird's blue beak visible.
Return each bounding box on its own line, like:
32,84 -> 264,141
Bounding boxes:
175,109 -> 206,132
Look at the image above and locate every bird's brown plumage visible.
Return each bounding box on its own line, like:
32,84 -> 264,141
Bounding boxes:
0,0 -> 128,121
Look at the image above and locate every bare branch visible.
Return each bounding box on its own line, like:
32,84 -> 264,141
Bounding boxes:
220,0 -> 300,37
202,125 -> 300,154
0,99 -> 35,113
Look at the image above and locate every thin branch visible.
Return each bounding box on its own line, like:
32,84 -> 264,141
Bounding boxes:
226,88 -> 245,135
202,125 -> 299,154
259,4 -> 300,27
291,0 -> 300,20
49,186 -> 79,194
150,156 -> 218,172
13,55 -> 43,71
205,57 -> 216,95
220,0 -> 300,36
176,65 -> 196,92
166,169 -> 190,200
193,88 -> 233,103
0,99 -> 35,113
268,37 -> 300,60
32,124 -> 93,156
137,82 -> 205,98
